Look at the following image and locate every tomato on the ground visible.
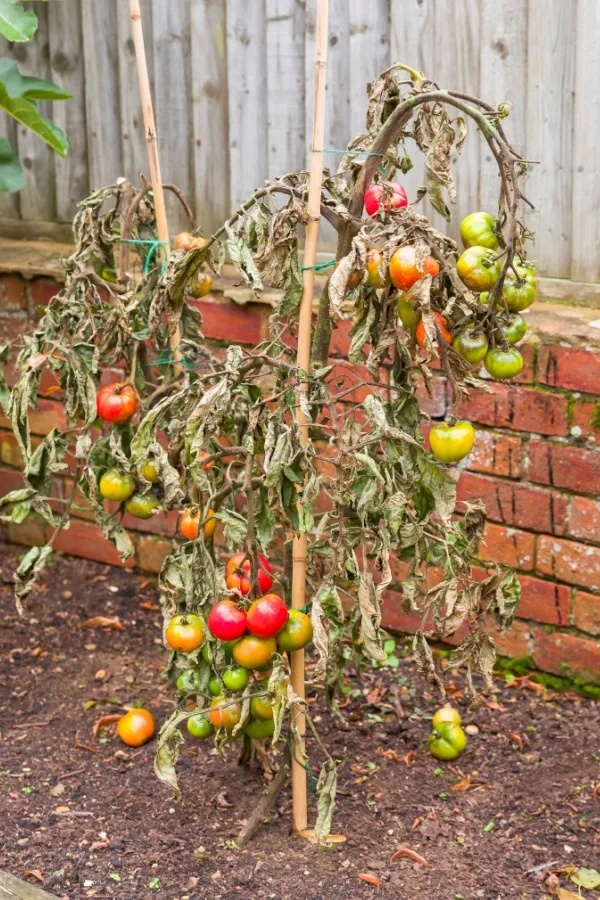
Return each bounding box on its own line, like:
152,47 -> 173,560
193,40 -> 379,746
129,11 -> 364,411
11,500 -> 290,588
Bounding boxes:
207,600 -> 248,642
484,347 -> 523,380
117,708 -> 155,747
429,722 -> 467,761
222,666 -> 249,692
246,594 -> 288,638
429,421 -> 475,463
96,382 -> 136,424
456,246 -> 501,292
125,491 -> 159,520
276,609 -> 313,652
187,714 -> 214,739
453,330 -> 489,364
208,695 -> 242,730
244,718 -> 275,739
233,635 -> 277,670
226,553 -> 274,596
432,706 -> 462,729
389,246 -> 439,292
165,614 -> 204,653
415,312 -> 451,349
99,469 -> 135,502
364,181 -> 408,216
459,211 -> 499,250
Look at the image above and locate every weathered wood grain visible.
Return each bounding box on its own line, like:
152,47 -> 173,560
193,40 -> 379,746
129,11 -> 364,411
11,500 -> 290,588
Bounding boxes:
0,869 -> 57,899
266,0 -> 305,180
348,0 -> 389,139
116,0 -> 154,189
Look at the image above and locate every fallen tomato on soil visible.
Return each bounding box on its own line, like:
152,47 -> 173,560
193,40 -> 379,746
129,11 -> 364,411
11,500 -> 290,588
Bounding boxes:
429,721 -> 467,761
117,708 -> 155,747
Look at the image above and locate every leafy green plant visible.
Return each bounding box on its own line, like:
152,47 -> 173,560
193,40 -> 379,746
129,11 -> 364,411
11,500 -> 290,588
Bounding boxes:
0,64 -> 533,843
0,0 -> 69,191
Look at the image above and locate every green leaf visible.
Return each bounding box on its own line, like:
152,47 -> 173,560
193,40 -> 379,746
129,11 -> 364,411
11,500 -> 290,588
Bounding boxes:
0,0 -> 38,42
570,868 -> 600,890
0,136 -> 24,191
0,58 -> 70,157
483,821 -> 496,833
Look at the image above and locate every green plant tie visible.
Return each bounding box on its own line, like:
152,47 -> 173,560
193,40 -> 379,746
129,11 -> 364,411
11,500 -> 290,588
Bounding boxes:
286,731 -> 318,802
120,238 -> 169,274
311,147 -> 384,158
300,259 -> 336,272
148,352 -> 197,370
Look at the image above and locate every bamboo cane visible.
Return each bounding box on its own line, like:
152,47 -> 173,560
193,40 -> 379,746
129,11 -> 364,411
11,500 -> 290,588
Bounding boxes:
129,0 -> 182,374
290,0 -> 329,835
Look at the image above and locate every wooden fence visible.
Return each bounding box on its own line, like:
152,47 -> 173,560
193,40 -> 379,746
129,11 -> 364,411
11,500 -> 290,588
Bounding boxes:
0,0 -> 598,286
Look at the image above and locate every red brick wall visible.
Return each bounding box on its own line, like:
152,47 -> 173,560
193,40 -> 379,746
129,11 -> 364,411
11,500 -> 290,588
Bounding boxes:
1,270 -> 599,684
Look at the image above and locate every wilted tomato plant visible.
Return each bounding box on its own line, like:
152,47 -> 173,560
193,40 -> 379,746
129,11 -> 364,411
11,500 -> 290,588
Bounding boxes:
0,63 -> 532,843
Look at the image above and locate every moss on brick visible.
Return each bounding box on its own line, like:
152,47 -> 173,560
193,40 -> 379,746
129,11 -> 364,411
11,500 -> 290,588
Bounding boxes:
494,653 -> 600,699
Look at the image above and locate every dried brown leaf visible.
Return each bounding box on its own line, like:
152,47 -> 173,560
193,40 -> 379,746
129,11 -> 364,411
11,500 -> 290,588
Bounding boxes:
451,774 -> 472,791
23,869 -> 44,883
92,714 -> 122,738
390,847 -> 429,867
83,615 -> 124,630
357,873 -> 382,889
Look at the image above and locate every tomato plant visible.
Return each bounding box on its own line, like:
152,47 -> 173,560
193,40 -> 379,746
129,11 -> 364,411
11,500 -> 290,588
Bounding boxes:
250,694 -> 274,720
222,666 -> 249,691
208,695 -> 242,730
429,722 -> 467,761
99,469 -> 136,502
117,708 -> 155,747
189,272 -> 213,299
389,245 -> 439,292
140,460 -> 160,483
503,262 -> 536,311
96,382 -> 136,424
364,180 -> 408,216
276,609 -> 313,652
366,248 -> 383,287
165,614 -> 204,653
176,669 -> 201,694
125,491 -> 159,520
225,552 -> 273,596
233,635 -> 277,670
416,312 -> 451,349
500,314 -> 527,345
396,292 -> 421,329
187,714 -> 214,739
244,718 -> 275,739
180,507 -> 216,541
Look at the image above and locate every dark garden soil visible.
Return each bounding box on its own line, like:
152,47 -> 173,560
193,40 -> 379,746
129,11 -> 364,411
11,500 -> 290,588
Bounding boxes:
0,543 -> 599,900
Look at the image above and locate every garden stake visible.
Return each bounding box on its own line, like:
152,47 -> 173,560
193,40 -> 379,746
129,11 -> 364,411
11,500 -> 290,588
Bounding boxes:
290,0 -> 329,836
129,0 -> 182,375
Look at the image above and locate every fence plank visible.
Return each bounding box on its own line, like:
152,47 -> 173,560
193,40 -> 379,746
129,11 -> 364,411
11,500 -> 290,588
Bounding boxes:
14,3 -> 54,221
348,0 -> 390,140
190,0 -> 229,236
526,0 -> 575,278
82,0 -> 122,190
49,0 -> 88,222
571,0 -> 600,283
266,0 -> 305,181
116,0 -> 153,188
226,1 -> 268,211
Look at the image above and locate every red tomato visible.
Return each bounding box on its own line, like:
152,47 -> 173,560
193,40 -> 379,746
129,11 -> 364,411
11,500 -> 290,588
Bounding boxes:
246,594 -> 288,638
96,382 -> 136,424
226,553 -> 273,596
389,246 -> 440,292
207,600 -> 248,642
416,312 -> 452,349
364,181 -> 408,216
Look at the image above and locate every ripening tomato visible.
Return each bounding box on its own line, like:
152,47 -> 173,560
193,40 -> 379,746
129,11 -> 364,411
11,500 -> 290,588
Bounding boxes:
397,292 -> 421,329
208,695 -> 242,730
125,491 -> 159,520
415,312 -> 452,349
197,450 -> 215,472
173,232 -> 208,253
203,508 -> 216,540
165,613 -> 204,653
452,330 -> 489,364
429,421 -> 475,463
189,271 -> 213,298
428,722 -> 467,761
208,674 -> 222,697
96,382 -> 136,424
364,180 -> 408,216
99,469 -> 135,502
140,459 -> 160,483
187,713 -> 214,739
459,212 -> 499,250
250,694 -> 274,721
207,600 -> 248,642
501,313 -> 527,345
117,708 -> 155,747
389,246 -> 439,292
503,262 -> 536,312
176,669 -> 201,694
456,247 -> 501,292
180,507 -> 216,541
335,260 -> 362,290
366,249 -> 383,288
484,347 -> 523,380
246,594 -> 288,638
276,609 -> 313,652
432,706 -> 462,729
222,666 -> 249,692
244,718 -> 275,739
233,634 -> 277,670
226,552 -> 273,596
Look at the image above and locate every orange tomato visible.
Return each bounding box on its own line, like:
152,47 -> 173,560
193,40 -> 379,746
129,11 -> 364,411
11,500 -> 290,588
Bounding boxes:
117,708 -> 155,747
165,614 -> 204,652
250,695 -> 274,721
173,232 -> 208,253
179,507 -> 216,541
208,695 -> 242,730
416,312 -> 452,349
366,248 -> 383,288
197,450 -> 215,472
233,635 -> 277,670
335,260 -> 361,289
389,246 -> 440,292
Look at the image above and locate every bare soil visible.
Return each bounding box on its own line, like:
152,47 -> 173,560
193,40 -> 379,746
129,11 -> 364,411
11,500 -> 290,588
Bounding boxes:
0,543 -> 598,900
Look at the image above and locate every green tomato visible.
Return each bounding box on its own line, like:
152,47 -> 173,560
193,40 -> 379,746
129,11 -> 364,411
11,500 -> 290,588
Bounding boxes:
484,347 -> 523,380
500,314 -> 527,345
432,706 -> 462,729
503,263 -> 536,312
276,609 -> 313,653
125,491 -> 159,519
453,330 -> 489,364
397,291 -> 421,329
429,421 -> 475,464
176,669 -> 201,694
456,246 -> 501,292
459,211 -> 499,250
222,666 -> 249,692
429,722 -> 467,761
140,460 -> 160,483
99,469 -> 135,502
187,714 -> 215,740
244,718 -> 275,740
208,674 -> 222,697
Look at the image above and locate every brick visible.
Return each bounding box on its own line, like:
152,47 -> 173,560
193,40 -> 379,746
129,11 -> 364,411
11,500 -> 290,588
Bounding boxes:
6,514 -> 47,548
486,617 -> 532,659
511,343 -> 536,385
380,590 -> 423,634
0,467 -> 25,495
30,277 -> 59,311
528,441 -> 600,495
571,400 -> 600,439
517,575 -> 571,626
573,590 -> 600,636
121,507 -> 179,538
328,319 -> 352,357
532,628 -> 600,685
0,397 -> 68,436
467,430 -> 522,478
191,297 -> 269,345
478,521 -> 535,571
136,535 -> 171,573
569,496 -> 600,544
415,374 -> 447,418
0,430 -> 25,468
537,535 -> 600,590
458,383 -> 568,436
457,471 -> 567,535
50,518 -> 135,568
0,273 -> 27,311
328,362 -> 389,404
538,343 -> 600,395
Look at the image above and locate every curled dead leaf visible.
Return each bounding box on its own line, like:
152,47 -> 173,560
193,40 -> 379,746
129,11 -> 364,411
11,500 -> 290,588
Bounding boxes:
92,714 -> 122,738
390,847 -> 429,867
300,828 -> 346,844
506,730 -> 524,750
23,870 -> 44,883
139,601 -> 159,611
592,783 -> 600,800
451,774 -> 472,791
83,616 -> 124,631
357,873 -> 382,889
411,816 -> 423,831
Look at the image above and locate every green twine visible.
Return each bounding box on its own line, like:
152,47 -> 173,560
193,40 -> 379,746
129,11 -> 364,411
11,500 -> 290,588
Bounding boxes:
120,238 -> 169,275
311,147 -> 384,158
301,259 -> 336,273
148,352 -> 197,371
